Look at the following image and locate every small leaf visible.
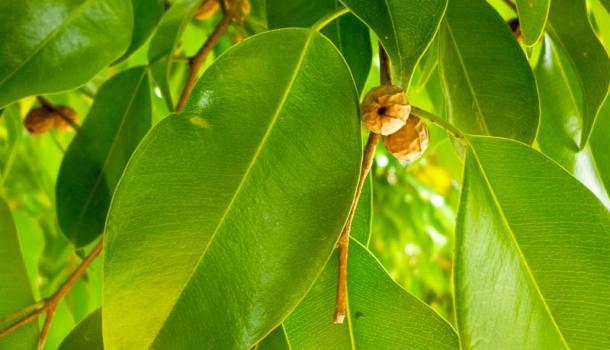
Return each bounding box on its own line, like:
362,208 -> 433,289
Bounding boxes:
547,0 -> 610,148
59,309 -> 103,350
439,0 -> 539,144
339,0 -> 447,86
103,29 -> 362,349
266,0 -> 372,92
117,0 -> 166,62
0,197 -> 38,350
56,66 -> 152,247
148,0 -> 202,109
516,0 -> 550,46
283,241 -> 459,349
0,0 -> 133,108
456,136 -> 610,349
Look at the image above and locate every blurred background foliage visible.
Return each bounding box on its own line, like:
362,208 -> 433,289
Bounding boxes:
0,0 -> 609,347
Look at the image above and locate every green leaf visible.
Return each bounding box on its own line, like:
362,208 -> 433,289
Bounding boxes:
602,0 -> 610,12
547,0 -> 610,148
516,0 -> 550,46
591,101 -> 610,202
439,0 -> 539,144
339,0 -> 447,86
117,0 -> 166,62
0,197 -> 38,350
266,0 -> 372,92
148,0 -> 202,109
0,0 -> 133,108
103,28 -> 362,349
256,326 -> 290,350
0,106 -> 22,184
456,136 -> 610,349
535,36 -> 610,206
56,66 -> 152,247
282,241 -> 459,349
59,309 -> 103,350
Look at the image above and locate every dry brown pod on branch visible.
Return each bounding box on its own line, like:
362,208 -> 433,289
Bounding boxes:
52,106 -> 79,131
383,115 -> 429,161
24,105 -> 78,134
195,0 -> 251,20
361,85 -> 411,135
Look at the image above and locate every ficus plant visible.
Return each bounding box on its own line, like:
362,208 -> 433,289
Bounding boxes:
0,0 -> 610,349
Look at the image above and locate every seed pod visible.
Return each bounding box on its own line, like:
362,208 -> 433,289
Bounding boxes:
383,115 -> 429,161
195,0 -> 219,20
52,106 -> 79,131
361,85 -> 411,135
24,107 -> 55,134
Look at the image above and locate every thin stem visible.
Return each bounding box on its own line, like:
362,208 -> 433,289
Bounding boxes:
0,239 -> 103,349
36,96 -> 80,131
410,106 -> 465,140
311,7 -> 349,32
176,0 -> 244,111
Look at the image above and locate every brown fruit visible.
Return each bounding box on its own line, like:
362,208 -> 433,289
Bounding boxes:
361,85 -> 411,135
382,116 -> 429,161
52,106 -> 79,131
24,107 -> 55,134
195,0 -> 219,20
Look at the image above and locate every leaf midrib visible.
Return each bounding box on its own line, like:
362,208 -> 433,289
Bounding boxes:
468,145 -> 572,350
150,31 -> 316,347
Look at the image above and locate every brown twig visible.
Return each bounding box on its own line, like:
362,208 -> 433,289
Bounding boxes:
334,43 -> 391,324
0,239 -> 103,349
175,0 -> 244,111
36,96 -> 80,131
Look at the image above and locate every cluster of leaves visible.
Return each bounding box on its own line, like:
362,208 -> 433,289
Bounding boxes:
1,0 -> 610,349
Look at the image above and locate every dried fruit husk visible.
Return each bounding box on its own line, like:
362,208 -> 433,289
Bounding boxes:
52,106 -> 79,131
361,85 -> 411,135
195,0 -> 251,20
382,115 -> 429,161
24,107 -> 55,134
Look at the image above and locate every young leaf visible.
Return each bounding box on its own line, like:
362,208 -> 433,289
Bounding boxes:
56,66 -> 152,247
282,241 -> 459,349
456,136 -> 610,349
547,0 -> 610,149
103,28 -> 362,349
266,0 -> 372,92
0,0 -> 133,108
148,0 -> 203,109
58,309 -> 103,350
439,0 -> 539,144
516,0 -> 550,46
338,0 -> 447,86
0,197 -> 38,350
117,0 -> 166,62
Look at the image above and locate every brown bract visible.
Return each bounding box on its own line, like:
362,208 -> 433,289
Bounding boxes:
361,85 -> 411,135
383,115 -> 429,161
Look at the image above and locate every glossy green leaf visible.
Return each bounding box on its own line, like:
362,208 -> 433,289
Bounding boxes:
266,0 -> 372,92
56,66 -> 152,247
59,309 -> 103,350
256,326 -> 290,350
535,37 -> 610,206
591,101 -> 610,201
456,136 -> 610,349
117,0 -> 166,61
516,0 -> 550,46
547,0 -> 610,148
148,0 -> 202,109
103,28 -> 361,349
439,0 -> 539,144
0,0 -> 133,108
283,240 -> 459,349
0,197 -> 38,350
339,0 -> 447,86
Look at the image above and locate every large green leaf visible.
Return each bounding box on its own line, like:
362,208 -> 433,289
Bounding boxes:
117,0 -> 166,61
256,326 -> 291,350
338,0 -> 447,86
456,136 -> 610,349
535,37 -> 610,206
547,0 -> 610,148
266,0 -> 372,92
516,0 -> 550,46
58,309 -> 103,350
0,0 -> 133,108
282,240 -> 459,349
602,0 -> 610,12
591,101 -> 610,202
56,66 -> 152,247
0,197 -> 38,350
103,28 -> 362,349
148,0 -> 202,109
439,0 -> 539,144
0,106 -> 22,184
